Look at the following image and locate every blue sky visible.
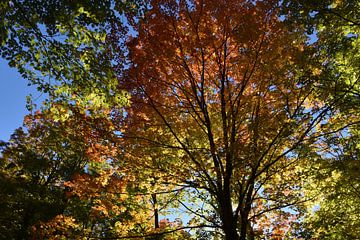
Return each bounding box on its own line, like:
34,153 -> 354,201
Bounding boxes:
0,59 -> 40,141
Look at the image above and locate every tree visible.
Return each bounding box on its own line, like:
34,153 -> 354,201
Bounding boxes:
0,1 -> 162,239
0,103 -> 157,239
0,1 -> 133,238
0,128 -> 67,239
118,0 -> 350,239
282,1 -> 360,238
0,0 -> 147,115
300,135 -> 360,239
0,110 -> 87,239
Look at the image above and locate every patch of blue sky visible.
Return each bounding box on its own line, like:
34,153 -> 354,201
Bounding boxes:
0,58 -> 44,141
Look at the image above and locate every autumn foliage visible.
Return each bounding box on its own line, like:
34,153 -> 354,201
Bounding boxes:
121,0 -> 316,239
1,0 -> 359,239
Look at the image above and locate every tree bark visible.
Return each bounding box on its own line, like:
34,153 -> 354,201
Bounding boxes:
220,189 -> 240,240
239,214 -> 249,240
240,182 -> 254,240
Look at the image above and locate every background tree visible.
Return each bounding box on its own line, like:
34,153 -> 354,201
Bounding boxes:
282,0 -> 360,238
0,102 -> 157,239
0,0 -> 153,238
300,135 -> 360,239
0,0 -> 148,117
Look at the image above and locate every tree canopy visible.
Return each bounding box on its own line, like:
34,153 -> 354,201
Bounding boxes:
0,0 -> 359,239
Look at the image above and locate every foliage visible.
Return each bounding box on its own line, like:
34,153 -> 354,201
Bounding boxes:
0,0 -> 359,239
118,0 -> 357,239
0,0 -> 143,113
282,1 -> 360,238
0,105 -> 156,239
0,112 -> 83,239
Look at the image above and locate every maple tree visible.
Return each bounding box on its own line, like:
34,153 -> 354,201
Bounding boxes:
118,0 -> 355,239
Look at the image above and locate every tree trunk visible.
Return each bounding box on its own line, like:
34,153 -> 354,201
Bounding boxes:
220,191 -> 240,240
151,193 -> 159,229
224,223 -> 240,240
240,182 -> 254,240
239,215 -> 249,240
